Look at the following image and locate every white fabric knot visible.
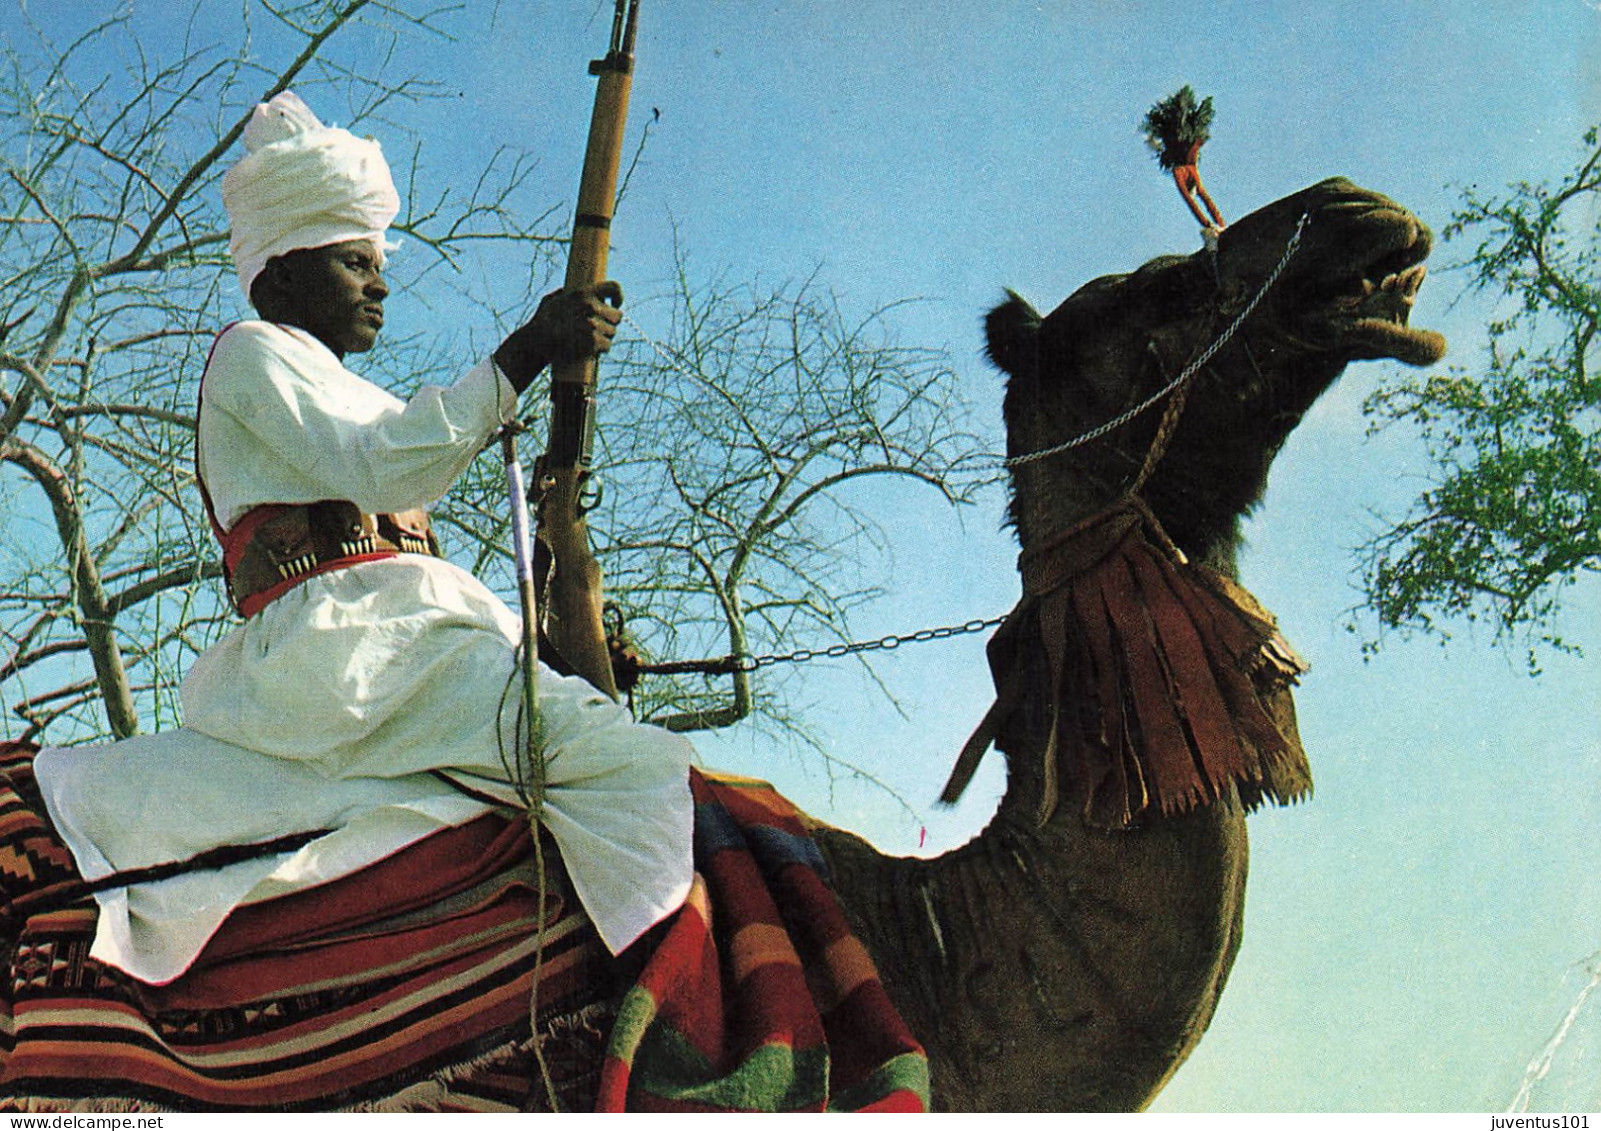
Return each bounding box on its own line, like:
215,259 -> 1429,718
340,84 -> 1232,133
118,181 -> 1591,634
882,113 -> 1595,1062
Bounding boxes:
222,91 -> 400,300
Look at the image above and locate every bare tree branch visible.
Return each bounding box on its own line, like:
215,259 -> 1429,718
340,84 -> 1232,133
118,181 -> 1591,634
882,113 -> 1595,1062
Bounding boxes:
1,437 -> 137,736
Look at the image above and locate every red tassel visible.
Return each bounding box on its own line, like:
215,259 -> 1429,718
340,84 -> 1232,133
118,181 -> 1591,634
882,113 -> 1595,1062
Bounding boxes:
944,500 -> 1311,829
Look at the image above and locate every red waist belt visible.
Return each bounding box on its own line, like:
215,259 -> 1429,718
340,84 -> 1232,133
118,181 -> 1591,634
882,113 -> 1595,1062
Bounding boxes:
220,501 -> 441,618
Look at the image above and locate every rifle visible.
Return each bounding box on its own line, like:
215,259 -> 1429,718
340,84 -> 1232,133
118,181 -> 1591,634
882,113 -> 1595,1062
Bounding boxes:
533,0 -> 638,699
502,12 -> 638,1103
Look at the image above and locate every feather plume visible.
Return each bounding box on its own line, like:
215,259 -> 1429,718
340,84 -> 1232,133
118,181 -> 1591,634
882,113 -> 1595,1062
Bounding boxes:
1141,86 -> 1215,170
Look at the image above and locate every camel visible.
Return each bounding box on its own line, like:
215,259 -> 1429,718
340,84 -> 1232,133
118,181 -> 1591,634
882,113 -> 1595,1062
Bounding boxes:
814,176 -> 1445,1110
0,178 -> 1445,1113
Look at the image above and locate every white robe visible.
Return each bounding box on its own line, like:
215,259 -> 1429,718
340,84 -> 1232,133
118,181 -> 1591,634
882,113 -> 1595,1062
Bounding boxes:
35,321 -> 694,985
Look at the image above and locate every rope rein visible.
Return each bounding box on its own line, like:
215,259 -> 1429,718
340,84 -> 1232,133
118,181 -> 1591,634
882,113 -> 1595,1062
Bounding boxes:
616,307 -> 705,386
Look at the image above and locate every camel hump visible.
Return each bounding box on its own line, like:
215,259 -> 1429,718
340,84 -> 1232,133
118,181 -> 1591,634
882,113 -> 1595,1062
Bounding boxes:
984,289 -> 1042,379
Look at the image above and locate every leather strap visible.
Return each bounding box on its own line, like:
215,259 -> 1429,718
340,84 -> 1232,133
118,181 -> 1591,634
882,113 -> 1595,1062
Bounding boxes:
222,500 -> 441,618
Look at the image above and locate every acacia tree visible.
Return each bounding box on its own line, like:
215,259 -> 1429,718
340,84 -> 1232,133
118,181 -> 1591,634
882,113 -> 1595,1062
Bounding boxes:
1358,124 -> 1601,670
586,266 -> 980,735
0,2 -> 979,746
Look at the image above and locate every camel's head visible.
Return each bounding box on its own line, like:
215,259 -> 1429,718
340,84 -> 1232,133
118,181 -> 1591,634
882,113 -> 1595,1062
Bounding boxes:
1214,176 -> 1446,368
990,177 -> 1446,566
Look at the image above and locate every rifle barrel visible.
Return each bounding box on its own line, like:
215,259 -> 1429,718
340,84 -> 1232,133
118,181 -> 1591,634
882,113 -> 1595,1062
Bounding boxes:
548,0 -> 637,473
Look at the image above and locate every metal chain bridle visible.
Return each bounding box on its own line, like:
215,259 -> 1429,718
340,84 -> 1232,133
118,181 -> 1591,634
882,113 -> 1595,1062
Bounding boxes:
952,212 -> 1311,475
634,614 -> 1008,678
614,215 -> 1310,680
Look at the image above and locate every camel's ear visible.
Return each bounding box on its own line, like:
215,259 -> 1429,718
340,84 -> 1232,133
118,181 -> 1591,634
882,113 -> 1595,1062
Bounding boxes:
984,289 -> 1041,379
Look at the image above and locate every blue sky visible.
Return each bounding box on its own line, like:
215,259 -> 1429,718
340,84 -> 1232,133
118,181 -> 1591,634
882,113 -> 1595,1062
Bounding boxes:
10,0 -> 1601,1112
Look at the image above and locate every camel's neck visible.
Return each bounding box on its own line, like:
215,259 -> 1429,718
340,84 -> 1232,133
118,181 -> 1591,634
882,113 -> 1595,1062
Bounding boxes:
813,718 -> 1249,1110
1009,456 -> 1246,582
1010,343 -> 1346,576
809,496 -> 1264,1106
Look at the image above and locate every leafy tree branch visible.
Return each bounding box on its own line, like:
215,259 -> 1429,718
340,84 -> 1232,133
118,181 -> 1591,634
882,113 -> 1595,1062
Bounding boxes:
1356,124 -> 1601,672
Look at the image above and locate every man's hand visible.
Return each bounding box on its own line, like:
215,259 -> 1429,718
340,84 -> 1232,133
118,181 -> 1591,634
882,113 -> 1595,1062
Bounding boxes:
494,281 -> 624,394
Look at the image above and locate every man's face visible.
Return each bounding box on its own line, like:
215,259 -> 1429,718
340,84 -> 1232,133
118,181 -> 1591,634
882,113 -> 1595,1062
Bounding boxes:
268,239 -> 388,357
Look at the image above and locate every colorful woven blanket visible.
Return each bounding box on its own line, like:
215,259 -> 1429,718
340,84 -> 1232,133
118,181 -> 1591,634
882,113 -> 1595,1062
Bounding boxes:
0,741 -> 927,1112
599,772 -> 929,1111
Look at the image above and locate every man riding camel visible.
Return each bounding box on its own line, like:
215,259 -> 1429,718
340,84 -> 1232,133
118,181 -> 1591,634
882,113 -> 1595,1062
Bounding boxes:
33,92 -> 694,986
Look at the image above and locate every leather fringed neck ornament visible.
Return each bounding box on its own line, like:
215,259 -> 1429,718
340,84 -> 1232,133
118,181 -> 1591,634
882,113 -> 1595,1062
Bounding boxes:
941,497 -> 1312,829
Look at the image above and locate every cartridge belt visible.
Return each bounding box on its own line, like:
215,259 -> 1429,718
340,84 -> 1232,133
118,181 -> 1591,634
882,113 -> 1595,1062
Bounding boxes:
221,500 -> 440,618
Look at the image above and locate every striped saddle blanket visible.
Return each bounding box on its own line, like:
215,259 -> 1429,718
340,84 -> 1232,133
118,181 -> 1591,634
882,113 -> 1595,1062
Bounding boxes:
0,742 -> 927,1112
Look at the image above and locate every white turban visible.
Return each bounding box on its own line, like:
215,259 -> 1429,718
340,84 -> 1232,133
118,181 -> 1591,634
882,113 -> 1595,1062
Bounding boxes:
222,92 -> 400,300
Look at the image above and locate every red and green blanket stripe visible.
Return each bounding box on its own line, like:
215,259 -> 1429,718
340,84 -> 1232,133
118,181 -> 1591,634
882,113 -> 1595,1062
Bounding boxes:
598,772 -> 930,1112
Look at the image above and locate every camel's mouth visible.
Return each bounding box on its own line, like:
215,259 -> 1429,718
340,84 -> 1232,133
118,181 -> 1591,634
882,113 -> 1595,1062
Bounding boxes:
1299,210 -> 1447,366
